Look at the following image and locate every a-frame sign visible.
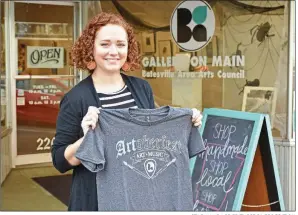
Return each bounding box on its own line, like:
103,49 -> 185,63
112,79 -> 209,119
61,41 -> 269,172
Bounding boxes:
190,108 -> 285,211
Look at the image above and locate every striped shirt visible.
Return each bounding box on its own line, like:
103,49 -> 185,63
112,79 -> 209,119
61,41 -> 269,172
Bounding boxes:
98,85 -> 138,109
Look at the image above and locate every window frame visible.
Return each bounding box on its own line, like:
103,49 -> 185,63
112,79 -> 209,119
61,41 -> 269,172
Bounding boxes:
1,1 -> 12,138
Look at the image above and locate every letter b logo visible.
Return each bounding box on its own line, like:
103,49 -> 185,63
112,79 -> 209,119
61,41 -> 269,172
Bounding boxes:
171,0 -> 215,52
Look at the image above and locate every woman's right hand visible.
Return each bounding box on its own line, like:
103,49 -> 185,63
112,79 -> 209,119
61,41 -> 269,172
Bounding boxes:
81,106 -> 100,135
65,106 -> 99,166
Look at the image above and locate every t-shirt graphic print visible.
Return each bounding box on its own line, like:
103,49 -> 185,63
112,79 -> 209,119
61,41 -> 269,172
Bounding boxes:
75,106 -> 205,211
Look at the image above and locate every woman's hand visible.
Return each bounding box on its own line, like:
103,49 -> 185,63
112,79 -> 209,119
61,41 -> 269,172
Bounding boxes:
64,106 -> 100,167
191,108 -> 203,127
81,106 -> 100,135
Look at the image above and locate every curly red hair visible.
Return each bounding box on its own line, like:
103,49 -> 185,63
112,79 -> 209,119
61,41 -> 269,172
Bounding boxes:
71,12 -> 140,72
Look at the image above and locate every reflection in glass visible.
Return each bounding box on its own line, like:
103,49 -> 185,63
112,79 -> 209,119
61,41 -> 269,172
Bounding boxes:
16,78 -> 72,155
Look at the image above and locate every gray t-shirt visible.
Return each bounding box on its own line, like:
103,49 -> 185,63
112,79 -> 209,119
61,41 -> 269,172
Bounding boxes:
75,106 -> 205,211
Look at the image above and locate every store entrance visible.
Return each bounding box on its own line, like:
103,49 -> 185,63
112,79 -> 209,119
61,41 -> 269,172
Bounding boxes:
12,1 -> 81,165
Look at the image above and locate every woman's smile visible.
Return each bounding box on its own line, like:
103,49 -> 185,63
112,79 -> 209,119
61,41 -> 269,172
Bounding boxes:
105,58 -> 120,64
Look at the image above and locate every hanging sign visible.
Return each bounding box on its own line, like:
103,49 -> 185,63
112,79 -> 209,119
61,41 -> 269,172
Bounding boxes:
27,46 -> 64,68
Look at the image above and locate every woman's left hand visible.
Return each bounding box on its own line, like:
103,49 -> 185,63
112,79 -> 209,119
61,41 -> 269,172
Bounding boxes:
192,108 -> 203,127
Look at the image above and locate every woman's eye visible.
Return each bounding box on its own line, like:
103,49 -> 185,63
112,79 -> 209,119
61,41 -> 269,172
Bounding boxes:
101,43 -> 109,47
118,44 -> 126,47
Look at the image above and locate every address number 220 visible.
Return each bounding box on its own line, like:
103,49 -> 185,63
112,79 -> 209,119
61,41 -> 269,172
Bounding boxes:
36,137 -> 55,151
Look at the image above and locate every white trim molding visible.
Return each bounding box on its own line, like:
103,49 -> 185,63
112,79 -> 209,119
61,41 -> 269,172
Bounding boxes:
15,153 -> 52,166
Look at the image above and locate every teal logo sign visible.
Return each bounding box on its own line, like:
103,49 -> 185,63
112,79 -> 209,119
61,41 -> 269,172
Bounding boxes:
171,0 -> 215,51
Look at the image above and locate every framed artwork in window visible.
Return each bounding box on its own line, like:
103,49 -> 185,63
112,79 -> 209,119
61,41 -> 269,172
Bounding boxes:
142,32 -> 155,53
242,86 -> 277,127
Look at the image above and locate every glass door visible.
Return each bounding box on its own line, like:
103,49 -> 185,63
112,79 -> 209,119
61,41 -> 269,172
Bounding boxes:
11,1 -> 81,165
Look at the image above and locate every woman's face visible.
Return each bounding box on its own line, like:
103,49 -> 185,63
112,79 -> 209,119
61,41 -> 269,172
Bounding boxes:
93,24 -> 128,73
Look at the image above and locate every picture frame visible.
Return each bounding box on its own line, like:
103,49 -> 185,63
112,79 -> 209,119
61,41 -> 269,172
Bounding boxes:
174,45 -> 193,71
241,86 -> 277,127
206,36 -> 218,64
158,40 -> 172,62
172,53 -> 191,72
141,32 -> 155,53
197,36 -> 218,65
135,32 -> 143,55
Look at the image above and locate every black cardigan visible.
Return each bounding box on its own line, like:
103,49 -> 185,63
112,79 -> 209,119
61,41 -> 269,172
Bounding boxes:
51,73 -> 155,211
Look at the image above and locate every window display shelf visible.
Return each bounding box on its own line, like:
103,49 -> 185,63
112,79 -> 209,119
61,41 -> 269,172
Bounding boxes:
16,37 -> 73,41
15,22 -> 73,39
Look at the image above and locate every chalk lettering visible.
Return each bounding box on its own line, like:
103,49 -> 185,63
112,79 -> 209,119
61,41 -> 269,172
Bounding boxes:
197,169 -> 233,194
213,123 -> 236,140
201,190 -> 217,205
202,135 -> 249,161
210,160 -> 229,176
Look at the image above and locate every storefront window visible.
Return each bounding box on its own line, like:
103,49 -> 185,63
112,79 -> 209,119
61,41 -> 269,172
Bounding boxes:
82,1 -> 102,27
0,2 -> 7,129
221,2 -> 289,140
14,2 -> 76,155
100,1 -> 291,140
15,3 -> 74,76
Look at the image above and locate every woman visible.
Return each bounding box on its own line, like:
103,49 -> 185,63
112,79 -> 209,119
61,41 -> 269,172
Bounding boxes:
51,12 -> 203,211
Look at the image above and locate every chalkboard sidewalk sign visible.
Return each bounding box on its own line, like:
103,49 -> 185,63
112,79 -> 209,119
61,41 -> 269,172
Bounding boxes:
190,108 -> 285,211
